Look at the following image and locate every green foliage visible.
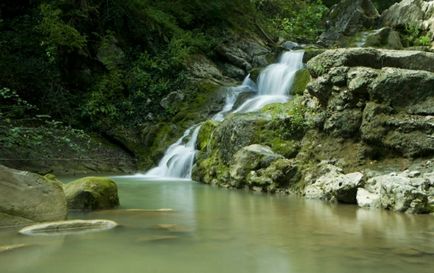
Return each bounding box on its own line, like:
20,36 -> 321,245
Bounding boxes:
37,3 -> 87,57
256,0 -> 328,42
402,23 -> 432,47
0,87 -> 35,118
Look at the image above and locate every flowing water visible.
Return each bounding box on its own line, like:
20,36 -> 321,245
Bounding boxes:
144,126 -> 201,179
144,50 -> 304,179
234,50 -> 304,113
1,177 -> 433,273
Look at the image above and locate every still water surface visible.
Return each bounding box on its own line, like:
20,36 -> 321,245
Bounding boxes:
1,177 -> 433,273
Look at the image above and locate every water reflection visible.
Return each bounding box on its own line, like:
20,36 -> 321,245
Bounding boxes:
0,178 -> 433,273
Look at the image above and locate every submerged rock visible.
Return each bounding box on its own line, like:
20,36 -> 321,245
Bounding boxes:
19,219 -> 118,236
357,171 -> 434,213
0,165 -> 67,227
64,177 -> 120,211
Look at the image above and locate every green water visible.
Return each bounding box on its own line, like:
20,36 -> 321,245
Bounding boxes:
1,177 -> 433,273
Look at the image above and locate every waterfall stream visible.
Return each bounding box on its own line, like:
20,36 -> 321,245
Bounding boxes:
143,50 -> 304,179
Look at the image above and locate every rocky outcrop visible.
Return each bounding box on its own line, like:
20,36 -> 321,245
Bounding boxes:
318,0 -> 380,46
357,170 -> 434,213
64,177 -> 120,211
216,37 -> 272,79
19,219 -> 118,236
301,47 -> 434,213
382,0 -> 434,40
0,165 -> 67,227
195,47 -> 434,214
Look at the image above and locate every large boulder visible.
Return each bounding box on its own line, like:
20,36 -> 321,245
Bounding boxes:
318,0 -> 380,46
382,0 -> 434,40
304,163 -> 364,204
64,177 -> 120,211
357,170 -> 434,213
0,165 -> 67,227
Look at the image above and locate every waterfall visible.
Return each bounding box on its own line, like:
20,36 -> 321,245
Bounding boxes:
234,50 -> 304,113
144,125 -> 201,179
143,50 -> 304,179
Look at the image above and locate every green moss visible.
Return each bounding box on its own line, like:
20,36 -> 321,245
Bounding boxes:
290,68 -> 311,96
197,120 -> 218,150
64,176 -> 119,210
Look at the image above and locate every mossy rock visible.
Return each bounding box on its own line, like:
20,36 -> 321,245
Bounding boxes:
197,120 -> 218,150
64,177 -> 119,211
290,68 -> 311,96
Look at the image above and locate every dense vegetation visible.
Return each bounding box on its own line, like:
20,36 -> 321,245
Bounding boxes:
0,0 -> 329,130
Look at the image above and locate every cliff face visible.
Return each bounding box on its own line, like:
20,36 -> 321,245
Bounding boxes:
193,48 -> 434,214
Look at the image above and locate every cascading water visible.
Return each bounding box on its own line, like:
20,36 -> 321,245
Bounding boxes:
144,125 -> 201,179
234,50 -> 304,113
143,50 -> 304,179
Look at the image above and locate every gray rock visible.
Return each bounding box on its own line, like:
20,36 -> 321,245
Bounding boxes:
364,27 -> 403,49
307,48 -> 434,77
229,145 -> 297,191
382,0 -> 434,40
230,144 -> 284,184
19,219 -> 118,236
64,177 -> 120,211
318,0 -> 380,46
357,170 -> 434,213
304,163 -> 364,204
0,165 -> 67,227
281,41 -> 302,50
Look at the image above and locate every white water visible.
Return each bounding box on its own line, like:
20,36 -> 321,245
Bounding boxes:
144,126 -> 201,179
213,75 -> 257,121
143,50 -> 304,179
234,50 -> 304,113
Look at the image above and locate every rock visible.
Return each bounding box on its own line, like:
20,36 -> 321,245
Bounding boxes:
221,63 -> 246,80
186,54 -> 224,82
290,68 -> 311,96
229,144 -> 282,186
357,170 -> 434,213
64,177 -> 120,211
364,27 -> 403,49
19,219 -> 118,236
160,90 -> 185,110
318,0 -> 380,46
382,0 -> 434,40
0,165 -> 67,227
281,41 -> 302,50
231,91 -> 257,110
307,48 -> 434,77
304,163 -> 364,204
216,38 -> 271,72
